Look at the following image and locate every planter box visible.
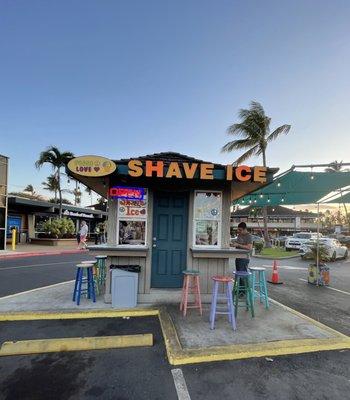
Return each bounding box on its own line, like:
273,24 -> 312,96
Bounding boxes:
29,238 -> 77,247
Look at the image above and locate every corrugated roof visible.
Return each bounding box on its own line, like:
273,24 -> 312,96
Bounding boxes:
113,152 -> 225,167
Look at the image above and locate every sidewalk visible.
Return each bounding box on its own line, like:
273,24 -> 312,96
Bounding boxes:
0,281 -> 349,364
0,244 -> 88,259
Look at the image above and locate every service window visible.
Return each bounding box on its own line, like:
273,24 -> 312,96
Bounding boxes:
117,190 -> 148,245
193,191 -> 222,247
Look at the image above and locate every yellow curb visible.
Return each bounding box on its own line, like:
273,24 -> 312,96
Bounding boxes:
168,337 -> 350,365
0,334 -> 153,356
0,308 -> 159,321
1,303 -> 349,364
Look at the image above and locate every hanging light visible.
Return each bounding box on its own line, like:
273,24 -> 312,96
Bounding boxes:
310,167 -> 315,180
259,193 -> 263,198
281,196 -> 285,202
277,182 -> 281,187
267,197 -> 271,203
249,197 -> 252,204
272,208 -> 275,212
254,199 -> 257,203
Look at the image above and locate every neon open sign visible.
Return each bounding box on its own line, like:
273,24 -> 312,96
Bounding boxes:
109,186 -> 145,200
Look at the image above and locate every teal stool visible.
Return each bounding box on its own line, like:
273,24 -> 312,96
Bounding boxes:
249,267 -> 269,309
232,271 -> 255,318
95,255 -> 107,286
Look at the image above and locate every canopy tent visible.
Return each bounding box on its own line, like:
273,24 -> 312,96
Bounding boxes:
234,170 -> 350,206
323,190 -> 350,204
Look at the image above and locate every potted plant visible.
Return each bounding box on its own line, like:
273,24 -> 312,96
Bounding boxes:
307,243 -> 330,286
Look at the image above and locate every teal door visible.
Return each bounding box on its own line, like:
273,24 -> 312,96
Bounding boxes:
151,191 -> 189,288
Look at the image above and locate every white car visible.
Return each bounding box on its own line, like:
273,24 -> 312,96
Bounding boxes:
285,232 -> 321,251
299,238 -> 348,261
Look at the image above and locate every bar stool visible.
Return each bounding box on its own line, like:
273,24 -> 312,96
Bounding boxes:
209,276 -> 236,330
249,266 -> 269,309
80,260 -> 99,295
73,264 -> 96,305
233,271 -> 254,318
95,255 -> 107,286
180,270 -> 202,317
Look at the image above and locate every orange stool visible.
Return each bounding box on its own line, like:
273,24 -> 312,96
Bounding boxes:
180,270 -> 202,317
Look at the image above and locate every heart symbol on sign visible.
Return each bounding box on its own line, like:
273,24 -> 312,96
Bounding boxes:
94,167 -> 100,172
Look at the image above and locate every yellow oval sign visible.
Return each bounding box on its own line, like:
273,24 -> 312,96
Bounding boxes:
67,156 -> 117,177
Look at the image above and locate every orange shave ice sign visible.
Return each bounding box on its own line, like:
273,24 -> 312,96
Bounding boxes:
67,156 -> 117,177
127,160 -> 267,183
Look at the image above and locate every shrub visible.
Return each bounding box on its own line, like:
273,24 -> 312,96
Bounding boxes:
42,218 -> 75,239
254,241 -> 264,254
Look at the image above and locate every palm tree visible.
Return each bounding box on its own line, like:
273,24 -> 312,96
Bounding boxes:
24,184 -> 36,196
42,174 -> 60,202
35,146 -> 74,218
325,160 -> 349,173
222,101 -> 291,245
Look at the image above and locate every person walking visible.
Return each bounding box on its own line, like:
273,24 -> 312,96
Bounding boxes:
78,220 -> 89,249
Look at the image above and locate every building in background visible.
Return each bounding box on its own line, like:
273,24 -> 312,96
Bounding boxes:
0,155 -> 9,250
7,195 -> 107,244
231,205 -> 317,236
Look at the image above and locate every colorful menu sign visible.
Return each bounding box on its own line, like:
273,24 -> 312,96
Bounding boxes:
109,186 -> 145,200
67,156 -> 116,177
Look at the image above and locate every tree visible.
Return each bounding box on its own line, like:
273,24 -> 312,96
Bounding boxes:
324,160 -> 349,173
222,101 -> 291,245
35,146 -> 74,218
42,174 -> 60,202
24,184 -> 36,196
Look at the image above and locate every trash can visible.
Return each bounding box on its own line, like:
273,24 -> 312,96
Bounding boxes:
111,265 -> 141,308
20,232 -> 27,244
308,263 -> 330,286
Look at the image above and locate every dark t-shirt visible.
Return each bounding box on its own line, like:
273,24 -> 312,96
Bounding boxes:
236,232 -> 253,258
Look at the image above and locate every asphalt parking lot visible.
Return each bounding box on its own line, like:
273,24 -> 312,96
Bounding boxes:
0,255 -> 349,399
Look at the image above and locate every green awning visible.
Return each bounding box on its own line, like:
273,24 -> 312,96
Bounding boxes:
234,171 -> 350,206
324,191 -> 350,204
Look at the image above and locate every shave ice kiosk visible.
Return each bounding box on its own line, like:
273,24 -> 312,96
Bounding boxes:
67,152 -> 273,304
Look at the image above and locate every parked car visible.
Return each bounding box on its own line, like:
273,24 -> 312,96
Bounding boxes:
272,235 -> 289,247
285,232 -> 322,251
328,234 -> 350,247
299,238 -> 348,261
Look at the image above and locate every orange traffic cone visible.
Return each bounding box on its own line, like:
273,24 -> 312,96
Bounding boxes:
268,260 -> 283,284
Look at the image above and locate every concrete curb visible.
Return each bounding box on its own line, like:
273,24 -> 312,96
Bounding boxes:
0,249 -> 88,260
252,254 -> 300,260
0,334 -> 153,356
1,305 -> 349,365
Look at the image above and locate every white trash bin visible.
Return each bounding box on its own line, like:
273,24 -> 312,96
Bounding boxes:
111,266 -> 140,309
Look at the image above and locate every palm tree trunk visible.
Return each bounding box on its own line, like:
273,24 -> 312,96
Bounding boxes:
261,148 -> 271,247
57,168 -> 63,218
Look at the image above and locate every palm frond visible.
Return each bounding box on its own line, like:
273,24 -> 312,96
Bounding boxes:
226,123 -> 261,140
232,145 -> 260,166
222,138 -> 259,153
266,124 -> 291,142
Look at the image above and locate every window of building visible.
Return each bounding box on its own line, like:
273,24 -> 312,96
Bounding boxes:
117,190 -> 148,246
193,191 -> 222,247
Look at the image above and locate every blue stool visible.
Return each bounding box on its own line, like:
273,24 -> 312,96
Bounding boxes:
233,271 -> 254,318
209,276 -> 236,330
73,264 -> 96,305
249,267 -> 269,309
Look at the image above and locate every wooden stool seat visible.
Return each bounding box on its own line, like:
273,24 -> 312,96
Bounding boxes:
73,264 -> 96,305
209,276 -> 236,330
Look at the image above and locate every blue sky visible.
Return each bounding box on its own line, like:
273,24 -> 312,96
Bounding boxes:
1,1 -> 350,204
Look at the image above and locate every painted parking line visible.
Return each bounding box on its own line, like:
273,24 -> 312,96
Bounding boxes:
0,280 -> 74,300
263,265 -> 308,271
299,278 -> 350,296
171,369 -> 191,400
0,261 -> 76,271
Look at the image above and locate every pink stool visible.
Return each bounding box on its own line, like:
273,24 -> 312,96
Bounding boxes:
180,270 -> 202,317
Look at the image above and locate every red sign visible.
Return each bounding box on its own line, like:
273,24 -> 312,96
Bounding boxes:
109,186 -> 145,200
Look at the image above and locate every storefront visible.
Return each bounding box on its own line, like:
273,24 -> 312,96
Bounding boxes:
67,152 -> 274,303
7,195 -> 107,243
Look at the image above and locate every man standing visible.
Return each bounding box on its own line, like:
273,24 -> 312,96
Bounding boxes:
233,222 -> 253,271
